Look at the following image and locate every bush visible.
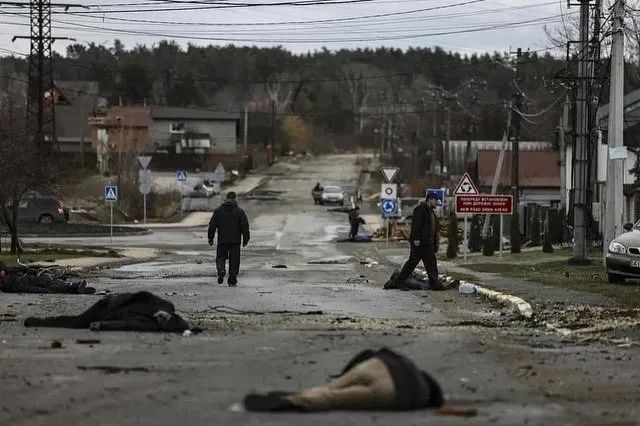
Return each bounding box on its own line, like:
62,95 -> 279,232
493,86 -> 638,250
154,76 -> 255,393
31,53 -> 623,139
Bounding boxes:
468,215 -> 483,252
446,211 -> 458,259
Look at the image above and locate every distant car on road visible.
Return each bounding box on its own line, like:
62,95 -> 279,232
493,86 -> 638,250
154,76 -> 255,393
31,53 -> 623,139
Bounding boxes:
320,186 -> 345,206
188,180 -> 217,198
3,197 -> 69,224
606,221 -> 640,283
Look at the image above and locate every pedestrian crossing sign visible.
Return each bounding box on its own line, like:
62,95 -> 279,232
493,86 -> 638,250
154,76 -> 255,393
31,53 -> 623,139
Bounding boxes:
176,170 -> 188,182
105,185 -> 118,202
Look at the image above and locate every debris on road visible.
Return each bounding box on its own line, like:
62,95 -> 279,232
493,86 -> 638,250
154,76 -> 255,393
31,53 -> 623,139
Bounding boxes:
243,348 -> 443,412
307,256 -> 354,265
458,282 -> 477,294
0,264 -> 96,295
76,339 -> 101,345
50,340 -> 63,349
77,365 -> 150,374
438,406 -> 478,417
272,264 -> 288,269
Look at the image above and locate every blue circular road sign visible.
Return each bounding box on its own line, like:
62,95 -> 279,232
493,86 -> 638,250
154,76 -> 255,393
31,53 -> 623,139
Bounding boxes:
381,199 -> 398,215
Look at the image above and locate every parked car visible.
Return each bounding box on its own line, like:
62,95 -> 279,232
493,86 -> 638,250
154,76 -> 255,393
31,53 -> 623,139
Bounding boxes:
320,186 -> 345,206
606,221 -> 640,283
3,197 -> 69,224
188,180 -> 217,198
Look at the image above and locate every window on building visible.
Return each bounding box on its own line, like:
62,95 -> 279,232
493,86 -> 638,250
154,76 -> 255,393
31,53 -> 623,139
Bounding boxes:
170,122 -> 185,134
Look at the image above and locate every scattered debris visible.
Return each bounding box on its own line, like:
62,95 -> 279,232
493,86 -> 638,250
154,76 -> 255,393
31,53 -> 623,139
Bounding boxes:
438,406 -> 478,417
272,264 -> 288,269
76,339 -> 101,345
458,282 -> 477,294
182,330 -> 192,337
77,365 -> 150,374
307,256 -> 354,265
50,340 -> 63,349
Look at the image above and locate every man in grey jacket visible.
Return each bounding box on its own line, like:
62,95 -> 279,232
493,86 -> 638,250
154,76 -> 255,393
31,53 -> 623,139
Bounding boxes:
208,192 -> 250,287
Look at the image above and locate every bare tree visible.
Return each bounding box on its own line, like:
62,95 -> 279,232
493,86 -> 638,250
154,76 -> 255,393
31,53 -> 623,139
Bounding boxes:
0,82 -> 50,254
264,72 -> 305,113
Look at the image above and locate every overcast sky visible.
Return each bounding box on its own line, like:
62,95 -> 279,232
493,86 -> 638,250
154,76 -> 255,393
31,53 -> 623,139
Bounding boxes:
0,0 -> 578,58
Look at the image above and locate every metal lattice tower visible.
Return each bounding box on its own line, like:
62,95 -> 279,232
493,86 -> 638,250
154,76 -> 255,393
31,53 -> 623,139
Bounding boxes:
11,1 -> 80,153
27,0 -> 55,151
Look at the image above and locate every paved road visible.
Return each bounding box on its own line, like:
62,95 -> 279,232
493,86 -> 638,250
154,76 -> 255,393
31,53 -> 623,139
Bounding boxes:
2,154 -> 639,425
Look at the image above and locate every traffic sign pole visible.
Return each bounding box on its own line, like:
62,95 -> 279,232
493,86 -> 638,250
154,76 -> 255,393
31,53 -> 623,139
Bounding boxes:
499,215 -> 504,257
464,214 -> 468,261
143,193 -> 147,224
110,202 -> 113,246
181,182 -> 184,217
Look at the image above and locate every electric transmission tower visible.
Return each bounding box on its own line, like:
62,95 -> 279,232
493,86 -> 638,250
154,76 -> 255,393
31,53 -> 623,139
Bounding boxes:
10,1 -> 81,153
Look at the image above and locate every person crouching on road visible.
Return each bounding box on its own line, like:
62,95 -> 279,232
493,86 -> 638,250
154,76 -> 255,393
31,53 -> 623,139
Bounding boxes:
208,192 -> 250,287
391,192 -> 442,290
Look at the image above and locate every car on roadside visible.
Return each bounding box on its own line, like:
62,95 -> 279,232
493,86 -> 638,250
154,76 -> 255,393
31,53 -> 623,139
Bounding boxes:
319,186 -> 345,206
2,196 -> 69,224
188,180 -> 217,198
606,221 -> 640,283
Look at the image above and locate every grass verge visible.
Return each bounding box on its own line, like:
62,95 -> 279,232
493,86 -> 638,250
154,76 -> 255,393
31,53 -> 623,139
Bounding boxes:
462,259 -> 640,306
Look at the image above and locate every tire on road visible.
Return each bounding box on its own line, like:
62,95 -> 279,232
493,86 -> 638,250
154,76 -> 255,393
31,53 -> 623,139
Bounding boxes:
39,214 -> 54,224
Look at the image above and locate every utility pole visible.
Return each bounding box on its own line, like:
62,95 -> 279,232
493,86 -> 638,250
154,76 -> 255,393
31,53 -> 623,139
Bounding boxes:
570,0 -> 592,264
12,1 -> 80,155
558,97 -> 570,214
510,48 -> 523,254
444,106 -> 451,175
243,104 -> 248,154
432,94 -> 439,175
604,0 -> 626,263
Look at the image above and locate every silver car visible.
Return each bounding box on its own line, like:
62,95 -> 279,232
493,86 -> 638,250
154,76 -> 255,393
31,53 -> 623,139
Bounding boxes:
605,221 -> 640,283
320,186 -> 345,206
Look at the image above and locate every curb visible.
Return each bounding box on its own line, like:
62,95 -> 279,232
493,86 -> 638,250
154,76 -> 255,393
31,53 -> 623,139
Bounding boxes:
470,283 -> 534,319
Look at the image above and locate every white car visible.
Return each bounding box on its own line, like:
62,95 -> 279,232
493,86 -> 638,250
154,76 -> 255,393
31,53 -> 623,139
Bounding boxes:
320,186 -> 345,206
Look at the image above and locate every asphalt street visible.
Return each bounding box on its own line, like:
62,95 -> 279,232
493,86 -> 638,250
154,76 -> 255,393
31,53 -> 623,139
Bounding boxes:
2,154 -> 640,425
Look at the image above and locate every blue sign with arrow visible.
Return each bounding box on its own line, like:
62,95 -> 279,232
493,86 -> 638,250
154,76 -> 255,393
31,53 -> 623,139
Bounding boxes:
176,170 -> 188,182
380,198 -> 398,217
105,185 -> 118,203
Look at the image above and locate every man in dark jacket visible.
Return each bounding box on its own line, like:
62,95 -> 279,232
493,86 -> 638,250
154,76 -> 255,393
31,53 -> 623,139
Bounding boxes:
392,192 -> 442,290
348,206 -> 361,240
208,192 -> 250,287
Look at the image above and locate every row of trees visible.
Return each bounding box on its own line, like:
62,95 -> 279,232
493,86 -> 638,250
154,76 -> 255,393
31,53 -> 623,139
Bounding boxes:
0,42 -> 571,150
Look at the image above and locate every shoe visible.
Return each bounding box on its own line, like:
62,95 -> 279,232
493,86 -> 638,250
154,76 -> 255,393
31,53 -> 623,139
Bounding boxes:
217,275 -> 225,285
228,279 -> 237,287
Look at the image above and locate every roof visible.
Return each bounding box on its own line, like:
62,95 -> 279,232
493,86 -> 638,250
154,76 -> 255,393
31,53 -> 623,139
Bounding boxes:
477,150 -> 560,188
151,106 -> 241,121
55,81 -> 106,139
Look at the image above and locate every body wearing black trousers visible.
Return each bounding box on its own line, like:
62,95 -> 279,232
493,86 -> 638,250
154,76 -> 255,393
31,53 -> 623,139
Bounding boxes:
208,198 -> 250,285
394,201 -> 441,288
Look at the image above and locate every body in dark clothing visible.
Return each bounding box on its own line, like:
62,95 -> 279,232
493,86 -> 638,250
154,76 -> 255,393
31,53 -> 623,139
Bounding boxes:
243,347 -> 443,412
0,270 -> 95,294
208,192 -> 250,286
393,195 -> 442,289
24,291 -> 193,332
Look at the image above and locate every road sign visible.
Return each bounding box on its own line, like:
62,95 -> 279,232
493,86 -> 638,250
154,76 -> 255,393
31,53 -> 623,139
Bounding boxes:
212,163 -> 226,182
380,167 -> 400,183
380,198 -> 398,216
426,188 -> 445,207
381,183 -> 398,199
139,169 -> 151,184
138,155 -> 152,169
455,195 -> 513,215
139,183 -> 151,195
176,170 -> 188,182
104,185 -> 118,202
453,172 -> 479,196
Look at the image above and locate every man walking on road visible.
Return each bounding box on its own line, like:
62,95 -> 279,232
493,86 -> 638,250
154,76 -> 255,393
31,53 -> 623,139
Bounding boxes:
348,206 -> 362,240
392,192 -> 442,290
208,192 -> 250,287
